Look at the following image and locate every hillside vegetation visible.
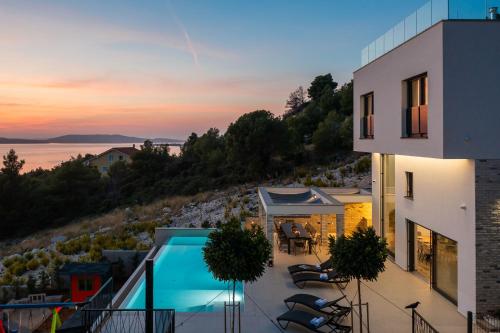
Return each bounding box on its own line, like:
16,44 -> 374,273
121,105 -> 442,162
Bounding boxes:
0,73 -> 360,241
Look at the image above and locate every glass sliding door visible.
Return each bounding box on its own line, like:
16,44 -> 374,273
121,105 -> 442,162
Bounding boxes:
381,154 -> 396,256
408,221 -> 432,281
407,220 -> 458,305
433,234 -> 458,303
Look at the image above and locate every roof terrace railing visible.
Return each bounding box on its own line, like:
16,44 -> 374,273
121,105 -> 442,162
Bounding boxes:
361,0 -> 500,66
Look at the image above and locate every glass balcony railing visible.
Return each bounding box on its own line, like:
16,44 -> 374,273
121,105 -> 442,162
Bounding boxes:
361,0 -> 500,66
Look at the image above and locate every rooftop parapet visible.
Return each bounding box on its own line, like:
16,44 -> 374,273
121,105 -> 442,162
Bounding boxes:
361,0 -> 500,66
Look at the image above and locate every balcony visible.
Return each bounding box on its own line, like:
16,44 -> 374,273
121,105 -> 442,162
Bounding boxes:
404,105 -> 428,138
361,0 -> 500,66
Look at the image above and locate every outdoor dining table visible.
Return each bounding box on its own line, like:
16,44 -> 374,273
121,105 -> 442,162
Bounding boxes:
280,222 -> 312,255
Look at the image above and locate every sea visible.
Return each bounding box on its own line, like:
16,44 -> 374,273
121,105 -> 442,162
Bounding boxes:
0,143 -> 181,173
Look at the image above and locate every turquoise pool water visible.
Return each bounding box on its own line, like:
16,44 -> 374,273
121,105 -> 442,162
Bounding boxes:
124,236 -> 244,312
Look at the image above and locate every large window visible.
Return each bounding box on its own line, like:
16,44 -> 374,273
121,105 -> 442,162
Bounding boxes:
360,92 -> 374,139
407,220 -> 458,304
404,74 -> 428,138
381,154 -> 395,256
433,234 -> 458,303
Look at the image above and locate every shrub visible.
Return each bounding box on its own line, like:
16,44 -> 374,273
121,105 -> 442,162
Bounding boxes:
24,252 -> 34,261
56,234 -> 91,255
11,262 -> 27,276
26,259 -> 40,271
201,220 -> 212,228
339,166 -> 348,178
0,272 -> 13,286
354,156 -> 371,174
2,257 -> 16,268
40,256 -> 50,266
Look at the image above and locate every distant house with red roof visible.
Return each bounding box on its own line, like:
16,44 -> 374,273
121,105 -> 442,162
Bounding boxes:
86,146 -> 139,175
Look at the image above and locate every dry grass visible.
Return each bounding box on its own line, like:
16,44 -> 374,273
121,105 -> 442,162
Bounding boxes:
0,191 -> 219,257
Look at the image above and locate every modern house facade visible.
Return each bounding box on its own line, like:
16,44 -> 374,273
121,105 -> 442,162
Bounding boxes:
86,146 -> 139,175
354,5 -> 500,316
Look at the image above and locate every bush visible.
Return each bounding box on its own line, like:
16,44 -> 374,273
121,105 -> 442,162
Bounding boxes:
201,220 -> 212,228
339,166 -> 348,178
0,272 -> 13,286
354,156 -> 371,174
24,252 -> 34,260
11,262 -> 27,276
2,257 -> 16,268
26,258 -> 40,270
40,256 -> 50,266
56,234 -> 91,255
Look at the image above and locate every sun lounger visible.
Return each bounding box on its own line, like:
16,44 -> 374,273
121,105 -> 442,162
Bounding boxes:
292,271 -> 349,289
284,293 -> 351,317
276,309 -> 351,333
288,258 -> 333,275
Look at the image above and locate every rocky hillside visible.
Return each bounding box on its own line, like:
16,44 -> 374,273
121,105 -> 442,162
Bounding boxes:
0,156 -> 371,295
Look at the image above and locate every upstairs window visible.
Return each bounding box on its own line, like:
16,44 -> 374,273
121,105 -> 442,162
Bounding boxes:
405,171 -> 414,199
404,74 -> 428,138
108,154 -> 114,162
360,92 -> 374,139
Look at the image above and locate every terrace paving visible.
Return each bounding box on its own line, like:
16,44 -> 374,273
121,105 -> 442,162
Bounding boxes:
174,245 -> 466,333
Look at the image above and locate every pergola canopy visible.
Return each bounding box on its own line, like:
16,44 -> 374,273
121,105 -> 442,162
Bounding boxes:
258,187 -> 344,216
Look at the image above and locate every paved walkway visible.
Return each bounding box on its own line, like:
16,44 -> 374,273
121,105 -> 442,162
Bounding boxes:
175,246 -> 466,333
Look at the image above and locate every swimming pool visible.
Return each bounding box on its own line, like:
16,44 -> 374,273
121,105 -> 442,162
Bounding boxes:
123,236 -> 244,312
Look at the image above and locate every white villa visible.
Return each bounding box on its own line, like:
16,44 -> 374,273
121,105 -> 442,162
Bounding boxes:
354,15 -> 500,315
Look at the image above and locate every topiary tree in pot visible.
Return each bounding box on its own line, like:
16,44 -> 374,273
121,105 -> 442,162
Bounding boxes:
329,227 -> 388,333
203,217 -> 272,333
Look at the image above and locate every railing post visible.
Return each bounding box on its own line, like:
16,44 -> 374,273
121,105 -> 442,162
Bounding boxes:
146,259 -> 154,333
467,311 -> 473,333
224,301 -> 227,333
411,308 -> 415,333
172,310 -> 176,333
366,303 -> 370,333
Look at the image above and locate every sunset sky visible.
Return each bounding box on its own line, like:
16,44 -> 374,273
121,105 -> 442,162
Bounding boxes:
1,0 -> 424,139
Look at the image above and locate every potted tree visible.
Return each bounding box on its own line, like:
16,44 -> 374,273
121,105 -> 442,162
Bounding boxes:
203,217 -> 272,333
329,227 -> 388,333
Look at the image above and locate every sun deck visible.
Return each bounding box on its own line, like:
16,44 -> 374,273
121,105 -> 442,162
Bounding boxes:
172,245 -> 466,333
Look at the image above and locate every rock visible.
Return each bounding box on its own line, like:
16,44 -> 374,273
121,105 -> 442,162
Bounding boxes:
162,207 -> 172,214
51,235 -> 67,244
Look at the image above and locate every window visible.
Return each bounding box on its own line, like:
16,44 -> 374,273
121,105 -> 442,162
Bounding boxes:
381,154 -> 395,256
119,155 -> 123,161
404,74 -> 428,138
405,172 -> 414,198
360,92 -> 374,139
108,154 -> 114,162
78,278 -> 93,291
102,166 -> 108,173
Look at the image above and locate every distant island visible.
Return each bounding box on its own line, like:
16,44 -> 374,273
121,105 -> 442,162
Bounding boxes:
0,134 -> 184,144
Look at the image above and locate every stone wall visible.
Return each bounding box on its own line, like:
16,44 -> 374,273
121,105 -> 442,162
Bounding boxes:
344,203 -> 373,235
475,159 -> 500,313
